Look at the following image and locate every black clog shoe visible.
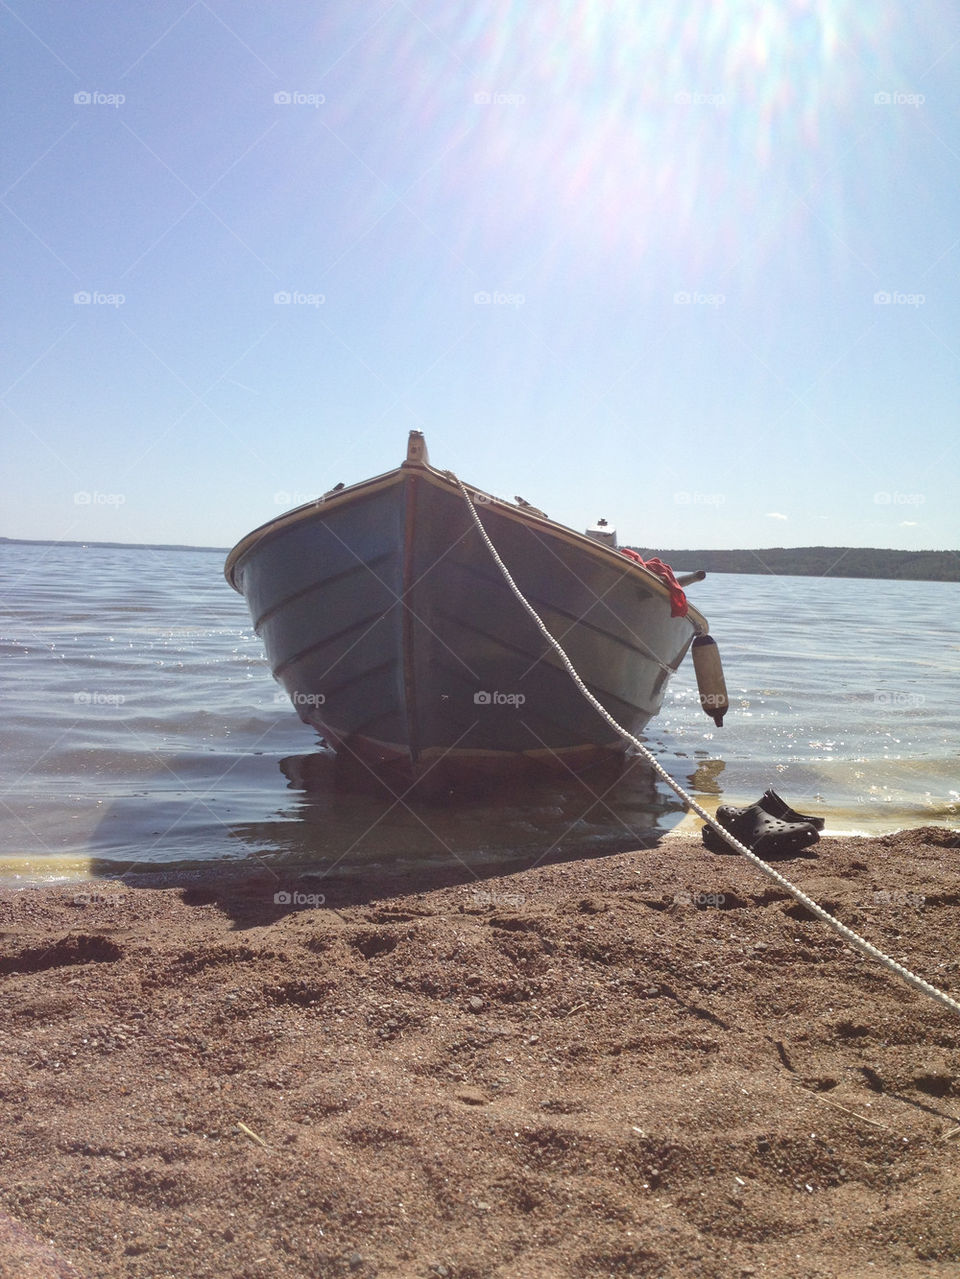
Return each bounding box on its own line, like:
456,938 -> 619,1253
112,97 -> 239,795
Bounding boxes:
702,802 -> 820,857
759,788 -> 825,831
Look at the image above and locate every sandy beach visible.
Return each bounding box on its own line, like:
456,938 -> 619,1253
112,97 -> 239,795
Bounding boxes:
2,826 -> 960,1278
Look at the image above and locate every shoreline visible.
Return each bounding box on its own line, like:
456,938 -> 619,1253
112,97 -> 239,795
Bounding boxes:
4,813 -> 960,892
2,827 -> 960,1277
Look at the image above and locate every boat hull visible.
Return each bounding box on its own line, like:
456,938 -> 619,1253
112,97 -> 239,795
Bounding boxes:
226,464 -> 706,781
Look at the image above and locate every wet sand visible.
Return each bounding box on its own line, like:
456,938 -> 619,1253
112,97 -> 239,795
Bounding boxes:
2,827 -> 960,1278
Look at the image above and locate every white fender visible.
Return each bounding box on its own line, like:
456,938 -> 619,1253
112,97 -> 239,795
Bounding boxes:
692,635 -> 728,727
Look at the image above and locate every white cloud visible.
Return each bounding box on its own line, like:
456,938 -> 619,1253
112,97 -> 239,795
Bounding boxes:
765,512 -> 788,520
899,520 -> 919,527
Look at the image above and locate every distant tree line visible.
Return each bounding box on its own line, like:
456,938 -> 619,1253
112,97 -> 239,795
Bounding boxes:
629,546 -> 960,582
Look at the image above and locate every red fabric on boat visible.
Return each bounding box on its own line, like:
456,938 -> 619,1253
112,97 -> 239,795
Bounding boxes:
619,549 -> 689,618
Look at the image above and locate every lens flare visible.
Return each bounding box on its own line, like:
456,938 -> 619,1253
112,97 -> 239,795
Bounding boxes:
316,1 -> 919,280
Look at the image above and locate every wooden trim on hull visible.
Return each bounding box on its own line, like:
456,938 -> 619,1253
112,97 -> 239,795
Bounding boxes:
225,459 -> 709,638
321,722 -> 630,782
224,471 -> 405,591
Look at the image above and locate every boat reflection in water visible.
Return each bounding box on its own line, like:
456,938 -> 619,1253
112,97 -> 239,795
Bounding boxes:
241,744 -> 680,890
82,744 -> 683,917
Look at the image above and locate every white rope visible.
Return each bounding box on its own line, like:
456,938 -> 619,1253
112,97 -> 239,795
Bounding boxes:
449,472 -> 960,1020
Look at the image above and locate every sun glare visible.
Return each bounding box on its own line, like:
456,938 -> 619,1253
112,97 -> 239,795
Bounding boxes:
346,0 -> 904,275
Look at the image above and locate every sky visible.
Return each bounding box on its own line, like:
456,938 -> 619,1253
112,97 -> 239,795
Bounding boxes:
1,0 -> 958,553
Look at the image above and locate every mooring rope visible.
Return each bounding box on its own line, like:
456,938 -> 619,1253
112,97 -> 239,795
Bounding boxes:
447,471 -> 960,1020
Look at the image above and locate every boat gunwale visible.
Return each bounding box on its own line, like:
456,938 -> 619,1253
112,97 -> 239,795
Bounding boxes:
224,459 -> 709,633
223,467 -> 404,590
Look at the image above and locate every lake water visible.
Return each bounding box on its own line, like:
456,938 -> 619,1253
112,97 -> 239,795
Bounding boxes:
1,542 -> 957,886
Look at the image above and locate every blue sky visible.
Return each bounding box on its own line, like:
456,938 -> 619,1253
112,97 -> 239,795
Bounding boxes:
1,0 -> 958,553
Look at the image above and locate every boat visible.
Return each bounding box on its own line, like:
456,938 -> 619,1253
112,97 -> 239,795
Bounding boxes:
225,431 -> 723,784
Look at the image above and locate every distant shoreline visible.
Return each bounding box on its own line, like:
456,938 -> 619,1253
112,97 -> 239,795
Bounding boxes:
2,536 -> 957,581
0,535 -> 228,555
631,545 -> 959,583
